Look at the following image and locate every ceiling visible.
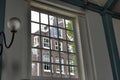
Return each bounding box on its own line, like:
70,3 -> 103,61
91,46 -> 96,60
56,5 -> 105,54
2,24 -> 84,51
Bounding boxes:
61,0 -> 120,14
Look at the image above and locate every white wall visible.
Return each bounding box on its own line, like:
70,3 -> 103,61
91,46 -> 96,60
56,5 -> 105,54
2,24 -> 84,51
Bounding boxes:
2,0 -> 114,80
85,10 -> 113,80
2,0 -> 30,80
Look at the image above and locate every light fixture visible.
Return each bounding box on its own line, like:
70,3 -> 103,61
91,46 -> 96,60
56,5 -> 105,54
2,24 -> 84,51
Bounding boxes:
0,17 -> 21,56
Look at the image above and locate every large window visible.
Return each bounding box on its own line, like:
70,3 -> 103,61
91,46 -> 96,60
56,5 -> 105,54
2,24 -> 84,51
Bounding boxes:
31,8 -> 78,79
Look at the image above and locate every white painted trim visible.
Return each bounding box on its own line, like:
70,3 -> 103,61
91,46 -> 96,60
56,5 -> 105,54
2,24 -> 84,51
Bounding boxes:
31,0 -> 85,14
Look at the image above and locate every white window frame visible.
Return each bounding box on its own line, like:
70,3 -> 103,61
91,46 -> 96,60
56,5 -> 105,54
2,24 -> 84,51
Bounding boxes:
55,57 -> 64,74
55,41 -> 63,51
58,29 -> 63,38
43,37 -> 50,49
33,36 -> 39,47
43,54 -> 51,72
30,1 -> 87,80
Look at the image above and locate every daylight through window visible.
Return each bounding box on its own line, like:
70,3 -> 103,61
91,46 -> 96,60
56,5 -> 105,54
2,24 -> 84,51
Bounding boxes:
31,9 -> 78,79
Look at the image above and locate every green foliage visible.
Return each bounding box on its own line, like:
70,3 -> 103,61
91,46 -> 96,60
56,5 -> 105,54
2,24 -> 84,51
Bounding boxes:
66,21 -> 73,40
66,21 -> 73,30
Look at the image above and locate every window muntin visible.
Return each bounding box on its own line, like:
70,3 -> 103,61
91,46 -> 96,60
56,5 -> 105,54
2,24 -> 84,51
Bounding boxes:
31,9 -> 78,79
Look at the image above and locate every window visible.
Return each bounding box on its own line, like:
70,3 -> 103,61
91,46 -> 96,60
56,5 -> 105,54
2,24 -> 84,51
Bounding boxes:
55,41 -> 63,51
55,57 -> 64,74
31,7 -> 79,79
33,36 -> 40,47
43,37 -> 50,49
58,29 -> 63,38
43,54 -> 51,72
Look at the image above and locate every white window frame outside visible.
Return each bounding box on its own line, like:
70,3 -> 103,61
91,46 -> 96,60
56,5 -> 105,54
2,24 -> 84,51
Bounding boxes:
43,37 -> 50,49
55,41 -> 63,51
33,36 -> 39,47
58,29 -> 63,38
43,54 -> 51,72
55,57 -> 64,74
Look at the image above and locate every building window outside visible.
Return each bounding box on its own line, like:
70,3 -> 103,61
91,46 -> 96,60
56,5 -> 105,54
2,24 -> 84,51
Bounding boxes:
43,54 -> 51,72
33,36 -> 40,47
58,29 -> 63,38
55,57 -> 64,74
55,41 -> 63,51
43,37 -> 50,49
31,8 -> 78,79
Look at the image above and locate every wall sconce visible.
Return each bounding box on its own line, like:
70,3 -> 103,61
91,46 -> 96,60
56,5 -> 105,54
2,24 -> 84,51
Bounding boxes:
0,17 -> 21,56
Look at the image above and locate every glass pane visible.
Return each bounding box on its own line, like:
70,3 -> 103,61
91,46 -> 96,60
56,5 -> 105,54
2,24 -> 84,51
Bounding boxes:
31,22 -> 40,34
69,66 -> 78,78
32,63 -> 40,76
42,50 -> 50,62
55,57 -> 60,64
55,64 -> 60,73
58,18 -> 65,28
61,41 -> 67,52
67,30 -> 74,41
53,39 -> 59,51
31,48 -> 40,61
31,35 -> 40,48
61,52 -> 68,65
31,11 -> 39,22
68,42 -> 75,53
53,64 -> 61,78
58,29 -> 63,39
62,66 -> 69,78
50,27 -> 58,38
41,13 -> 48,24
49,15 -> 57,26
41,24 -> 49,36
69,54 -> 77,65
66,20 -> 73,30
51,51 -> 60,63
42,63 -> 52,77
61,65 -> 65,74
42,37 -> 50,49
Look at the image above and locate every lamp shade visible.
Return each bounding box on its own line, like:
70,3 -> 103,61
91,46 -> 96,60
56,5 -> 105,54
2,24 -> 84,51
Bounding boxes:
7,17 -> 21,32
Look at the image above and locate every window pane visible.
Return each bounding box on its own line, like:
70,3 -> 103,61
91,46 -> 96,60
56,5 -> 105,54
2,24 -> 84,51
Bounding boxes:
41,24 -> 49,36
31,22 -> 40,34
50,27 -> 58,38
58,29 -> 63,38
69,66 -> 78,78
51,51 -> 59,59
62,66 -> 69,78
62,41 -> 67,52
42,63 -> 52,77
68,42 -> 75,53
32,63 -> 40,76
42,50 -> 50,62
53,64 -> 61,78
42,37 -> 50,49
31,48 -> 40,61
67,30 -> 74,41
69,54 -> 77,65
41,13 -> 48,24
31,35 -> 40,48
66,20 -> 73,30
58,17 -> 65,28
49,15 -> 57,26
31,11 -> 39,22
